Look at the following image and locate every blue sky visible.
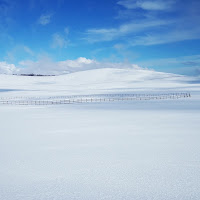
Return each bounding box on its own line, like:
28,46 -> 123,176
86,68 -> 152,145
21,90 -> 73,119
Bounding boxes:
0,0 -> 200,75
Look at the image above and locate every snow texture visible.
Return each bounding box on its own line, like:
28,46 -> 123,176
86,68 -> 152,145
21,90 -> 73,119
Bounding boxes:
0,68 -> 200,200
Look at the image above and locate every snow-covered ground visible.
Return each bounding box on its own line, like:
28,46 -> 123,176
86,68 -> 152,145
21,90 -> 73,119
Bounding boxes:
0,68 -> 200,199
0,68 -> 199,97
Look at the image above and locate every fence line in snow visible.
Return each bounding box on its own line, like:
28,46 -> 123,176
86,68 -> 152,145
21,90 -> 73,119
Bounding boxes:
0,93 -> 191,106
0,92 -> 191,100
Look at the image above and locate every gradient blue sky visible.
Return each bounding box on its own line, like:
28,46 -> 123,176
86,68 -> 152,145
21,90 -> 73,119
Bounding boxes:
1,0 -> 200,75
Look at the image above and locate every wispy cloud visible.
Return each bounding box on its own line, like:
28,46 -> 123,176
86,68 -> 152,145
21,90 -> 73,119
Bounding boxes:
23,46 -> 34,56
5,45 -> 35,63
130,27 -> 200,46
51,33 -> 69,48
138,55 -> 200,67
38,14 -> 52,25
137,54 -> 200,75
83,0 -> 200,47
51,28 -> 70,48
117,0 -> 175,11
85,19 -> 172,43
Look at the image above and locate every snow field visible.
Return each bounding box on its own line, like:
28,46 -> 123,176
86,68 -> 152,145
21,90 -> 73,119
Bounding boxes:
0,68 -> 200,199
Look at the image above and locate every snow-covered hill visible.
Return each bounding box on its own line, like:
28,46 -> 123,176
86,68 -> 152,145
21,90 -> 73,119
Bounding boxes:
0,68 -> 198,98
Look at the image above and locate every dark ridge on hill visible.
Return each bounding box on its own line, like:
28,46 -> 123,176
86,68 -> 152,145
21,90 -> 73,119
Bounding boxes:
13,74 -> 56,77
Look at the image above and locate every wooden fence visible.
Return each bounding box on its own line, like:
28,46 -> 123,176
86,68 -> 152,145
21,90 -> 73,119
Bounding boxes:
0,92 -> 191,106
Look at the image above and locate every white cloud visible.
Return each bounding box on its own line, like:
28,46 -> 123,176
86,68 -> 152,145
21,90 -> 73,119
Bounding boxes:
130,27 -> 200,46
83,0 -> 200,46
4,45 -> 34,62
117,0 -> 174,11
85,19 -> 172,42
58,57 -> 97,72
38,14 -> 52,25
1,56 -> 199,76
23,46 -> 34,56
17,57 -> 141,75
0,61 -> 18,74
19,57 -> 60,75
51,33 -> 69,48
